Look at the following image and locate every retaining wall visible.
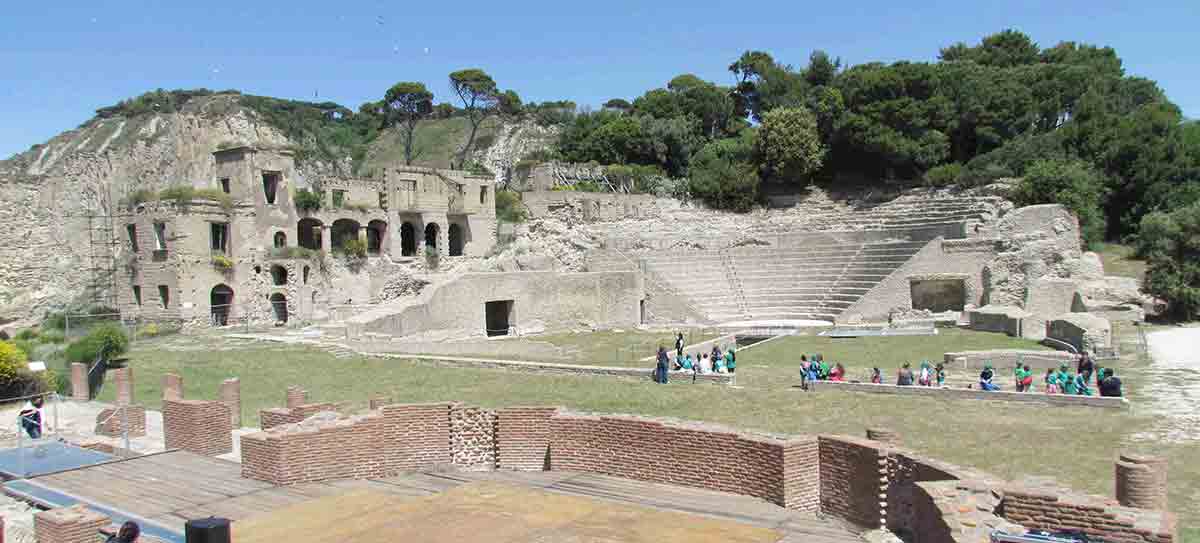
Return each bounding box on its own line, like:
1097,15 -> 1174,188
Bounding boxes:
372,352 -> 733,384
943,349 -> 1076,371
807,380 -> 1128,409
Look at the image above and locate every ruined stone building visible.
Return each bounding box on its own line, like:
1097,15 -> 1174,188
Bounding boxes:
115,146 -> 497,326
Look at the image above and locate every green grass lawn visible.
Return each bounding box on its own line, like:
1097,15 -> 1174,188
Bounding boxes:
1094,243 -> 1147,282
100,330 -> 1198,537
435,329 -> 721,367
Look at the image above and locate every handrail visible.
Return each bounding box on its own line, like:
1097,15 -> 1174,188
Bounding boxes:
1041,337 -> 1079,354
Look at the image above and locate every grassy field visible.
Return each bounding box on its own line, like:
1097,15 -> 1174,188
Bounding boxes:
100,328 -> 1197,539
434,329 -> 721,367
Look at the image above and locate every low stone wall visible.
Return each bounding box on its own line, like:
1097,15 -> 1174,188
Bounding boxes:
373,352 -> 733,385
807,380 -> 1129,409
162,399 -> 233,456
968,305 -> 1029,337
943,349 -> 1076,371
1002,485 -> 1177,542
549,412 -> 820,511
1048,312 -> 1112,352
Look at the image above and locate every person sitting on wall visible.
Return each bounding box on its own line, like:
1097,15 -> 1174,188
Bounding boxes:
711,346 -> 722,364
979,364 -> 1000,391
935,363 -> 947,387
1073,371 -> 1092,396
724,346 -> 736,374
105,521 -> 140,543
897,363 -> 914,386
680,354 -> 694,372
1059,365 -> 1078,395
917,360 -> 933,386
672,353 -> 684,371
817,357 -> 830,380
828,363 -> 846,382
713,352 -> 727,373
699,353 -> 712,374
18,396 -> 45,439
1099,368 -> 1123,397
655,346 -> 669,384
871,367 -> 882,384
1077,351 -> 1095,385
1018,365 -> 1034,392
1044,369 -> 1059,394
800,355 -> 811,389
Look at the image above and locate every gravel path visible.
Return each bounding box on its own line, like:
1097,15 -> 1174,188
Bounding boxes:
1134,326 -> 1200,443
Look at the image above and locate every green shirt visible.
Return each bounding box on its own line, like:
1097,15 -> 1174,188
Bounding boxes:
1061,372 -> 1077,394
724,351 -> 735,369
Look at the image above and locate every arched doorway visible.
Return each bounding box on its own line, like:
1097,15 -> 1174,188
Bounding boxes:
273,231 -> 287,249
448,224 -> 463,256
400,222 -> 416,256
270,265 -> 288,286
367,220 -> 387,255
270,293 -> 288,323
424,223 -> 439,253
210,284 -> 234,326
331,219 -> 361,253
297,218 -> 323,251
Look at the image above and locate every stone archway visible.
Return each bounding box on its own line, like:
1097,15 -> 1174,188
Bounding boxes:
400,222 -> 417,257
424,223 -> 439,253
270,265 -> 288,286
448,224 -> 463,257
273,231 -> 287,249
211,284 -> 234,326
297,218 -> 323,251
367,220 -> 388,255
331,219 -> 361,253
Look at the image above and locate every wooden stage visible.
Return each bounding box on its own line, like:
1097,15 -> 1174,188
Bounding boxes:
3,450 -> 862,543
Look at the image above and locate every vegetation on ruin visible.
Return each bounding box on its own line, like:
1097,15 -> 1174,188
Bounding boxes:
149,185 -> 234,211
494,190 -> 526,223
293,188 -> 323,212
268,247 -> 321,260
211,254 -> 234,271
93,88 -> 231,119
340,238 -> 368,259
63,323 -> 129,364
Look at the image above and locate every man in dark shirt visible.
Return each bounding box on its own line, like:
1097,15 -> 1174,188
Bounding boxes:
1099,368 -> 1123,397
897,363 -> 914,386
1077,352 -> 1095,384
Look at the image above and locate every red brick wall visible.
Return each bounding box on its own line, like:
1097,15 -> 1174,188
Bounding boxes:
495,406 -> 557,471
162,399 -> 232,456
162,373 -> 183,400
260,402 -> 339,430
1002,488 -> 1176,543
819,436 -> 887,529
546,412 -> 819,511
34,505 -> 109,543
241,403 -> 452,485
112,367 -> 133,405
781,439 -> 821,511
94,404 -> 147,437
220,378 -> 241,428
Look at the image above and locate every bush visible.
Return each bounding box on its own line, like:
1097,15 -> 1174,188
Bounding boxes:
14,329 -> 38,341
295,188 -> 323,212
159,185 -> 196,206
194,188 -> 234,211
0,342 -> 28,384
11,339 -> 35,360
268,246 -> 320,259
65,324 -> 130,364
688,131 -> 761,211
37,330 -> 66,344
495,190 -> 526,223
138,323 -> 161,338
1010,158 -> 1108,247
1140,202 -> 1200,320
212,254 -> 234,271
342,239 -> 367,259
923,163 -> 964,187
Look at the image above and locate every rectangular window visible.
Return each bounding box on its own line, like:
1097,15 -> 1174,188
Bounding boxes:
153,223 -> 167,251
157,285 -> 170,309
132,285 -> 142,306
126,224 -> 139,253
479,186 -> 487,205
398,180 -> 416,191
332,190 -> 346,208
378,191 -> 388,209
211,222 -> 229,254
262,172 -> 280,205
219,178 -> 231,194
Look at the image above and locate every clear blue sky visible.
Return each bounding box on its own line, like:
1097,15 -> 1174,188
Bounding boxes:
2,0 -> 1197,159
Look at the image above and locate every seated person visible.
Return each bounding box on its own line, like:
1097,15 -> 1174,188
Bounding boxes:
979,364 -> 1000,391
817,359 -> 830,380
870,367 -> 882,384
713,355 -> 727,373
1073,372 -> 1092,396
699,353 -> 713,374
828,363 -> 845,382
935,363 -> 946,387
1099,368 -> 1123,397
918,361 -> 933,386
680,354 -> 694,371
896,363 -> 914,386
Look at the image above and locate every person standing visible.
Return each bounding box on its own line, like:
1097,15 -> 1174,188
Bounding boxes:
1077,352 -> 1095,385
897,363 -> 914,386
675,333 -> 685,362
19,396 -> 45,439
655,346 -> 670,384
724,345 -> 736,374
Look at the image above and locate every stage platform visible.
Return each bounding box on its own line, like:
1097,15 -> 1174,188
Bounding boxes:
0,441 -> 113,479
2,450 -> 863,543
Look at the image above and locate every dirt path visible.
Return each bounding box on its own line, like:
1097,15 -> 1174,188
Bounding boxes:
1133,326 -> 1200,443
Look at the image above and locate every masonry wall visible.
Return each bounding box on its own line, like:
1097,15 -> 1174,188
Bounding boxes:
943,349 -> 1076,371
162,399 -> 232,456
522,190 -> 661,221
808,380 -> 1129,409
1001,487 -> 1177,543
495,406 -> 557,471
34,505 -> 109,543
450,404 -> 498,470
841,238 -> 997,322
260,402 -> 339,430
819,436 -> 888,529
95,404 -> 147,437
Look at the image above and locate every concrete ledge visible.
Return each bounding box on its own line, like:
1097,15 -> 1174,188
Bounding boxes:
375,353 -> 734,385
806,380 -> 1128,409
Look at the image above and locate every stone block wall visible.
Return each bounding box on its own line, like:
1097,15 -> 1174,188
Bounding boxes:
241,403 -> 452,485
34,505 -> 109,543
495,406 -> 557,471
162,399 -> 232,456
819,436 -> 889,529
450,404 -> 497,470
1001,487 -> 1176,543
943,349 -> 1076,371
547,412 -> 820,511
808,380 -> 1129,409
968,305 -> 1029,336
1048,313 -> 1112,353
94,404 -> 147,437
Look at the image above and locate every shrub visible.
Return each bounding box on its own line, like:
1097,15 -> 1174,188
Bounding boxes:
11,339 -> 35,360
342,239 -> 367,259
138,323 -> 161,338
64,324 -> 130,364
688,130 -> 761,211
14,329 -> 38,341
159,185 -> 196,206
495,190 -> 526,223
0,342 -> 27,384
1010,158 -> 1108,247
194,188 -> 234,211
268,246 -> 320,259
121,188 -> 158,209
923,163 -> 964,187
212,254 -> 234,271
294,188 -> 323,212
1140,202 -> 1200,320
463,161 -> 494,177
37,330 -> 66,344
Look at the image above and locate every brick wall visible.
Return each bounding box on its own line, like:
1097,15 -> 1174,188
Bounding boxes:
548,412 -> 820,511
70,363 -> 88,400
450,404 -> 497,470
260,402 -> 339,430
112,366 -> 133,405
162,399 -> 232,456
220,378 -> 241,428
1001,487 -> 1176,543
94,404 -> 147,437
241,403 -> 452,485
162,373 -> 183,400
495,406 -> 557,471
885,451 -> 965,536
819,436 -> 888,529
34,505 -> 109,543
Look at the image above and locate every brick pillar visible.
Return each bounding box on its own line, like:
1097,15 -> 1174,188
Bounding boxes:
162,373 -> 183,401
113,367 -> 133,406
286,386 -> 307,409
34,505 -> 109,543
221,378 -> 242,428
866,428 -> 901,446
1116,453 -> 1168,510
70,363 -> 88,400
369,396 -> 392,410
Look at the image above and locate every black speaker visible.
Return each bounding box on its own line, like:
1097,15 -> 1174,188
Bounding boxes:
185,517 -> 231,543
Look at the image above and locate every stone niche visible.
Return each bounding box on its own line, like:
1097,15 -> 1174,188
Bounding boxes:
908,274 -> 970,312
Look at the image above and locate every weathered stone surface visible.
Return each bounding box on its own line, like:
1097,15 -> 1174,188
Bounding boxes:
1047,313 -> 1112,353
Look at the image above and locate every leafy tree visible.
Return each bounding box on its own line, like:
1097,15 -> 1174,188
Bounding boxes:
382,82 -> 434,165
1139,202 -> 1200,319
431,103 -> 458,119
449,69 -> 501,168
804,51 -> 840,87
498,90 -> 523,117
1010,158 -> 1108,247
603,98 -> 632,112
495,190 -> 526,223
689,130 -> 760,211
756,107 -> 826,183
939,29 -> 1039,67
729,51 -> 807,122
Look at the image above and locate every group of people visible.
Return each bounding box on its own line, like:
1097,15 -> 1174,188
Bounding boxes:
977,352 -> 1122,397
798,354 -> 847,389
895,361 -> 946,387
654,333 -> 737,383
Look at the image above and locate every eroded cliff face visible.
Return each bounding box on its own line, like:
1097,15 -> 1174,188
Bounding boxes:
0,96 -> 292,324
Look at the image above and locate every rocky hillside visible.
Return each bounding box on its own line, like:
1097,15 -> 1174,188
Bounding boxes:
0,92 -> 553,325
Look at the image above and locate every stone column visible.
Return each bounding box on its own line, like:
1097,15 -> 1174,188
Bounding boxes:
320,225 -> 332,253
1116,453 -> 1168,510
867,428 -> 901,447
113,367 -> 133,406
220,378 -> 242,428
286,386 -> 307,409
70,363 -> 88,400
162,373 -> 183,401
35,505 -> 109,543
